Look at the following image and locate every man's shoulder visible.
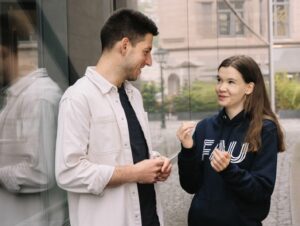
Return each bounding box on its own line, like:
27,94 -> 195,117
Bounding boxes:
64,76 -> 93,95
60,76 -> 96,103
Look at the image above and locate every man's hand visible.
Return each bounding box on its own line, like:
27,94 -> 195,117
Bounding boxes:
108,156 -> 172,187
133,158 -> 165,184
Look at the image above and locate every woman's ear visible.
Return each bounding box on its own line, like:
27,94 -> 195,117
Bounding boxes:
245,82 -> 255,95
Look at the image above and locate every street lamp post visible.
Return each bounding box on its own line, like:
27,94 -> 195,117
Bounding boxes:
153,47 -> 169,129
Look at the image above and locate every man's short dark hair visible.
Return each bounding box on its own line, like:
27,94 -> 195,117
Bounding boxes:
100,8 -> 158,51
0,14 -> 17,54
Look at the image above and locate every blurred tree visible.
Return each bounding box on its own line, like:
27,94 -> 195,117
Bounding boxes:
141,82 -> 160,113
275,73 -> 300,110
173,81 -> 218,112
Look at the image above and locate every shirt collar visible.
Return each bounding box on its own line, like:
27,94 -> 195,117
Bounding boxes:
7,68 -> 48,97
85,66 -> 135,95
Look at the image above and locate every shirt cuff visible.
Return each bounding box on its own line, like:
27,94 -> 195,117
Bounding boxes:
0,165 -> 21,192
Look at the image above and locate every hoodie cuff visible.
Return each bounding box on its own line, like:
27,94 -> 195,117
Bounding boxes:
180,144 -> 197,158
219,162 -> 239,179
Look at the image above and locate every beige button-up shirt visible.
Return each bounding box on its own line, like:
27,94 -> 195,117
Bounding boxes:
55,67 -> 163,226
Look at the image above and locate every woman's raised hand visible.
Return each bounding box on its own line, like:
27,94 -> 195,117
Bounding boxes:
176,121 -> 196,149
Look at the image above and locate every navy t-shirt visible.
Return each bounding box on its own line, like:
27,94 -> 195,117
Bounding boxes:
118,84 -> 160,226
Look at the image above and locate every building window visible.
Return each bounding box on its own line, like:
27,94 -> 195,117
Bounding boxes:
196,2 -> 214,37
217,0 -> 245,36
273,0 -> 289,38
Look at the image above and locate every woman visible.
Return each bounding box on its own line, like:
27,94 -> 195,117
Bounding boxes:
177,55 -> 285,226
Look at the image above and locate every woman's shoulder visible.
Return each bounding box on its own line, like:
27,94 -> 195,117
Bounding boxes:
262,118 -> 278,133
196,113 -> 219,129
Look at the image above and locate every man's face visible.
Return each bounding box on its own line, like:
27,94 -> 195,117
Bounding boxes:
123,33 -> 153,81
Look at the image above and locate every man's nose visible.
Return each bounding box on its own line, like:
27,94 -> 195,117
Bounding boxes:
146,54 -> 152,66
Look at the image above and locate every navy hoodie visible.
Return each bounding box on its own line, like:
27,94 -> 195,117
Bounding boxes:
178,109 -> 279,226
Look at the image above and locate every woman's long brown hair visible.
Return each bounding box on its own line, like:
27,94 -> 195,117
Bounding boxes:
218,55 -> 285,152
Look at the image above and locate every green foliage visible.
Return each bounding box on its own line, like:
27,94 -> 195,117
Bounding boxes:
141,82 -> 160,113
173,81 -> 218,112
275,73 -> 300,110
141,74 -> 300,114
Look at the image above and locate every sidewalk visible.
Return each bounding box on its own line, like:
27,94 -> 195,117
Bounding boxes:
291,141 -> 300,226
280,119 -> 300,226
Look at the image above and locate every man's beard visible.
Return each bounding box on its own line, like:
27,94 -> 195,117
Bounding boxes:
127,76 -> 138,81
125,70 -> 140,82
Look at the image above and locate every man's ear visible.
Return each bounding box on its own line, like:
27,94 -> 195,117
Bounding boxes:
120,37 -> 130,55
245,82 -> 255,95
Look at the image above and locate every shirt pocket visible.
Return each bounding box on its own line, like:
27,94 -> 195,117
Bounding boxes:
89,114 -> 121,165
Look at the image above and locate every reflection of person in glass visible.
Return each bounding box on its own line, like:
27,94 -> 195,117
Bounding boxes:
0,14 -> 66,226
55,9 -> 172,226
177,55 -> 285,226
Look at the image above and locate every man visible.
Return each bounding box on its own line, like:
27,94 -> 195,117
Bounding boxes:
55,9 -> 172,226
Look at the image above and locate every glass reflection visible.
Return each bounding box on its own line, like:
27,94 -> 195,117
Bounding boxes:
0,4 -> 68,226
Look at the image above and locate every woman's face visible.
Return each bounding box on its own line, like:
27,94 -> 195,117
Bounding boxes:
215,66 -> 253,115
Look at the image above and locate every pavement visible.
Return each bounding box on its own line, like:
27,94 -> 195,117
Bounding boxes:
149,118 -> 300,226
291,141 -> 300,226
288,120 -> 300,226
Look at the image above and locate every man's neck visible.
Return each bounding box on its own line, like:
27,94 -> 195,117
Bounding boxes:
95,54 -> 125,87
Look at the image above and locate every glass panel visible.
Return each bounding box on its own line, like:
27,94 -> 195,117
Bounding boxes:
1,0 -> 299,225
0,2 -> 69,225
125,0 -> 299,226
